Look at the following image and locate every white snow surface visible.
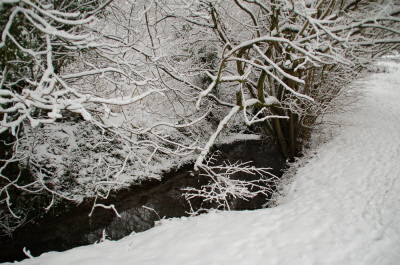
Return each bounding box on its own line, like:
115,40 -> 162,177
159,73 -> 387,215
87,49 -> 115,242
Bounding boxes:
5,61 -> 400,264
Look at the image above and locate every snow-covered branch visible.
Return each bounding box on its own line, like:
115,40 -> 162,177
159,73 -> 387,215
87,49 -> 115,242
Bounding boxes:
185,156 -> 278,212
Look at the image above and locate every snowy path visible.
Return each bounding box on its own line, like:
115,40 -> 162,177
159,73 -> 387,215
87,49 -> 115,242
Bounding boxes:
5,60 -> 400,265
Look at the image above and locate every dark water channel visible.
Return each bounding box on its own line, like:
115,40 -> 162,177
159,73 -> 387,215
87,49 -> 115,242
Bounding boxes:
0,139 -> 285,263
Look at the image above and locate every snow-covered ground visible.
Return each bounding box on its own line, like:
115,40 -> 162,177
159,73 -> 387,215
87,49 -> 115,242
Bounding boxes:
5,60 -> 400,265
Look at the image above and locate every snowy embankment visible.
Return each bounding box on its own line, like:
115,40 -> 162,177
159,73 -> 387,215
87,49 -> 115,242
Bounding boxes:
5,60 -> 400,265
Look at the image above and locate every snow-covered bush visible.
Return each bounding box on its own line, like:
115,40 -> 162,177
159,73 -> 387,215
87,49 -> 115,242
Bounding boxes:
1,0 -> 399,234
183,152 -> 279,213
149,0 -> 400,161
0,0 -> 201,234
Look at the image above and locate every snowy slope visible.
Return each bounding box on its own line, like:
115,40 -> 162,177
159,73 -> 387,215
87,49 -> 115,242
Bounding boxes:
4,60 -> 400,265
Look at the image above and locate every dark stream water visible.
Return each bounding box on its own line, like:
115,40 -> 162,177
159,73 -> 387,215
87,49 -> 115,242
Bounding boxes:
0,139 -> 284,263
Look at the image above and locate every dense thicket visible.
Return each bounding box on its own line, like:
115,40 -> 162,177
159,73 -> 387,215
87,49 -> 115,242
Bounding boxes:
1,0 -> 399,234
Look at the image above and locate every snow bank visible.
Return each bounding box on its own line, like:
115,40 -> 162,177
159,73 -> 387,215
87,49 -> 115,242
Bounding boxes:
5,60 -> 400,264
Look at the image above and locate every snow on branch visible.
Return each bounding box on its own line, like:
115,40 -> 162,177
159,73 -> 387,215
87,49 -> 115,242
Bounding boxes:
224,36 -> 323,63
1,0 -> 399,235
89,203 -> 122,218
184,154 -> 278,212
194,105 -> 240,171
0,0 -> 209,234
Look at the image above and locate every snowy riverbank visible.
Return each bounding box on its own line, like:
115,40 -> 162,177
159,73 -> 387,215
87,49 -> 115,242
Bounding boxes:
4,59 -> 400,265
